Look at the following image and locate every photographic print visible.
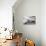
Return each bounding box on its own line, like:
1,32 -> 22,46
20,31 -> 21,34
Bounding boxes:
23,16 -> 36,25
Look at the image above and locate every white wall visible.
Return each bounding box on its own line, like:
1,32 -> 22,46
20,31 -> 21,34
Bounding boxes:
41,0 -> 46,46
0,0 -> 16,30
13,0 -> 41,46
